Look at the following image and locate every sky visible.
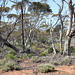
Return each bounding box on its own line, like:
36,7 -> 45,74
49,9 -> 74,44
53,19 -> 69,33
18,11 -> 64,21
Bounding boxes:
6,0 -> 75,14
1,0 -> 75,22
6,0 -> 60,14
47,0 -> 75,14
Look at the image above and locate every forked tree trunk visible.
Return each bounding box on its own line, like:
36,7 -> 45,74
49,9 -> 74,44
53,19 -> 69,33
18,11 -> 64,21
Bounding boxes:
64,28 -> 75,55
63,0 -> 73,56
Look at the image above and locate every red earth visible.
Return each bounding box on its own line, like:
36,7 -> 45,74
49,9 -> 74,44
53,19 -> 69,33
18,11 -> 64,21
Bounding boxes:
0,59 -> 75,75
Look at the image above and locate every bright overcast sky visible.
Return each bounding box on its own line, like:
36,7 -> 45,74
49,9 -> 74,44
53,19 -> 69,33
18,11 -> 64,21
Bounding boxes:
2,0 -> 75,22
6,0 -> 75,14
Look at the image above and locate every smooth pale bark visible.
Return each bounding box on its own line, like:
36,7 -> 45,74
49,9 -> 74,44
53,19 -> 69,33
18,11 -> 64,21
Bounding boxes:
53,0 -> 64,54
64,28 -> 75,55
25,29 -> 33,49
59,1 -> 64,54
50,29 -> 56,54
64,0 -> 73,56
59,17 -> 63,54
64,36 -> 71,56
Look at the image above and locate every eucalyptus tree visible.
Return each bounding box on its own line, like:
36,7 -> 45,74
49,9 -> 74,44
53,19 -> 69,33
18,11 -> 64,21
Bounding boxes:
9,1 -> 52,52
6,14 -> 20,44
11,0 -> 29,51
52,0 -> 75,56
64,0 -> 75,56
0,0 -> 20,52
52,0 -> 66,54
27,2 -> 52,50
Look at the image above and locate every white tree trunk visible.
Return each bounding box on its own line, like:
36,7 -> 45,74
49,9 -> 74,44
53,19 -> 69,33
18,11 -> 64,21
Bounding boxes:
64,0 -> 73,56
50,29 -> 56,54
64,36 -> 71,56
60,19 -> 63,54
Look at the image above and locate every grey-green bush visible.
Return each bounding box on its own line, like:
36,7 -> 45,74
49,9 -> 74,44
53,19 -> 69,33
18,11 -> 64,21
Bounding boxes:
5,54 -> 17,60
0,59 -> 20,72
37,64 -> 55,73
30,56 -> 42,63
60,56 -> 71,65
2,60 -> 20,72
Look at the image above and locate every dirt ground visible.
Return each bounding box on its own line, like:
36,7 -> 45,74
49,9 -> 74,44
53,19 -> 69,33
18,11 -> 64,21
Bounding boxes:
0,59 -> 75,75
1,66 -> 75,75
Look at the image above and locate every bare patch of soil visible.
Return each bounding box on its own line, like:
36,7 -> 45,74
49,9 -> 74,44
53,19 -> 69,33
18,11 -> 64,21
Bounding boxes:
1,59 -> 75,75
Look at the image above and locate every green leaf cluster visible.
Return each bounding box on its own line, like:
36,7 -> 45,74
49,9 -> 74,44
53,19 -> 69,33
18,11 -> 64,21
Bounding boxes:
29,2 -> 52,13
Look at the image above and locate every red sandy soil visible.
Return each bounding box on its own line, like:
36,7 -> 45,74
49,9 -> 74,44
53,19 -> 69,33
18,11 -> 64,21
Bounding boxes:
0,60 -> 75,75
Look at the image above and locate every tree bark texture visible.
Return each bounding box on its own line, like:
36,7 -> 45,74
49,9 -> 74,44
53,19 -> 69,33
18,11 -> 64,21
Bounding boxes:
64,0 -> 73,56
0,36 -> 19,52
21,5 -> 25,51
50,29 -> 56,54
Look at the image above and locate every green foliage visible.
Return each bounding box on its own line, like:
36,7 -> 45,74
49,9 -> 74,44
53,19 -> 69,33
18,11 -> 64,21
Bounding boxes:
8,50 -> 16,55
22,0 -> 29,3
70,46 -> 75,53
31,46 -> 37,51
53,24 -> 61,34
28,53 -> 33,58
19,54 -> 27,59
54,43 -> 63,52
5,54 -> 17,60
40,24 -> 48,28
4,7 -> 10,12
7,14 -> 17,18
0,7 -> 10,12
16,45 -> 23,50
0,59 -> 6,66
37,64 -> 55,73
60,56 -> 71,65
23,55 -> 26,59
40,50 -> 49,56
32,43 -> 38,46
51,61 -> 60,66
30,56 -> 42,63
0,60 -> 20,72
47,47 -> 53,53
29,2 -> 52,13
40,36 -> 47,43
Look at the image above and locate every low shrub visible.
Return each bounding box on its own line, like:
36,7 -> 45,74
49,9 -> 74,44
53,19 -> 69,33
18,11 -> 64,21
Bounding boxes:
40,36 -> 47,43
51,61 -> 60,66
1,60 -> 20,72
40,50 -> 49,56
0,59 -> 6,66
28,53 -> 33,58
30,56 -> 42,63
37,64 -> 55,73
0,59 -> 20,72
60,56 -> 71,65
23,55 -> 26,59
8,51 -> 16,55
31,46 -> 37,51
5,54 -> 17,60
47,47 -> 53,53
32,43 -> 38,46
